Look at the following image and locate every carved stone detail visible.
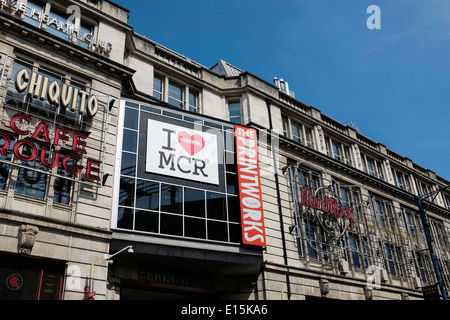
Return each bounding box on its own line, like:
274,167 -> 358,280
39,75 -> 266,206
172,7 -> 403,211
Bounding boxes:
17,224 -> 39,255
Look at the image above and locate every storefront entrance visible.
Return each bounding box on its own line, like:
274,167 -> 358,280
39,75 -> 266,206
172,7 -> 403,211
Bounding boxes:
0,254 -> 65,300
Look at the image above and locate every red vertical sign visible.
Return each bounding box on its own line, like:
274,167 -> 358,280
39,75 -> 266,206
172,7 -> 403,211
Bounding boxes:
235,125 -> 266,247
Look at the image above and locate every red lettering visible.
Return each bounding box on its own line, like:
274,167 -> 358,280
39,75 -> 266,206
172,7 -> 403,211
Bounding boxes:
62,155 -> 83,175
0,132 -> 11,156
10,114 -> 31,136
301,187 -> 355,225
53,127 -> 70,146
72,132 -> 87,154
31,121 -> 50,143
86,159 -> 101,181
40,146 -> 60,168
13,140 -> 37,161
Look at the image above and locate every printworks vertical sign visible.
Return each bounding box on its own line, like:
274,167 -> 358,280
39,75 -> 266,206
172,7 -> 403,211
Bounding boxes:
235,125 -> 266,247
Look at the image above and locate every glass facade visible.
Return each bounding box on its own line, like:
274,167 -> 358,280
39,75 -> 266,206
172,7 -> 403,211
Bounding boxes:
116,101 -> 242,244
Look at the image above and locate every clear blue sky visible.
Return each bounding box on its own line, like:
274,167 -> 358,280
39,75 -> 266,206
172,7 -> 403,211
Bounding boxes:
115,0 -> 450,181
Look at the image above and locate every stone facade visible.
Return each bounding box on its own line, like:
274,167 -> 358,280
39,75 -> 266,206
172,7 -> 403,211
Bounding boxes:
0,0 -> 449,301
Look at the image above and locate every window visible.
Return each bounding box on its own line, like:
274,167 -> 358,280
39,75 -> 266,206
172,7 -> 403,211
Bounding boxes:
168,81 -> 183,108
153,75 -> 163,100
385,243 -> 405,277
15,142 -> 49,200
153,74 -> 200,113
416,251 -> 434,284
228,101 -> 242,124
188,91 -> 199,113
417,180 -> 433,199
372,197 -> 395,228
362,153 -> 384,180
403,208 -> 421,236
443,193 -> 450,211
325,137 -> 352,165
349,233 -> 362,269
291,121 -> 303,143
282,117 -> 315,148
392,168 -> 411,192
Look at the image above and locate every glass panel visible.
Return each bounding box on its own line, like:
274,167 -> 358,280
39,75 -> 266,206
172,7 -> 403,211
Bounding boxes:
121,152 -> 136,177
53,154 -> 75,205
122,130 -> 138,153
136,180 -> 159,211
228,102 -> 241,124
153,76 -> 163,100
188,92 -> 198,113
184,217 -> 206,239
160,214 -> 183,236
124,107 -> 139,130
160,184 -> 182,214
229,223 -> 242,243
168,82 -> 183,108
135,210 -> 159,233
117,207 -> 133,230
291,122 -> 302,143
227,196 -> 241,223
15,143 -> 48,200
226,173 -> 238,195
119,177 -> 135,207
207,220 -> 228,242
206,192 -> 227,221
184,188 -> 205,218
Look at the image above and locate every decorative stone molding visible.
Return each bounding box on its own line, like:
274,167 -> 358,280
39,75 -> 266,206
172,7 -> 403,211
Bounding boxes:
17,224 -> 39,255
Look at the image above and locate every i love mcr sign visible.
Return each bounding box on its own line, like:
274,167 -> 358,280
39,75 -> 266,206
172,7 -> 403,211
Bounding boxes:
146,118 -> 220,185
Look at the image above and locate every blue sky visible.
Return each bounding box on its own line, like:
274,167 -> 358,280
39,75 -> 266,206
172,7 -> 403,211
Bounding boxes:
115,0 -> 450,181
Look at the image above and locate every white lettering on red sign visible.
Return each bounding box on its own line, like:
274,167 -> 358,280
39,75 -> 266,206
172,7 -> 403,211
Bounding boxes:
235,125 -> 266,247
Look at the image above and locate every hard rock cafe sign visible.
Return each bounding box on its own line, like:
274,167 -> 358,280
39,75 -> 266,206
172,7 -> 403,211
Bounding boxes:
301,186 -> 355,239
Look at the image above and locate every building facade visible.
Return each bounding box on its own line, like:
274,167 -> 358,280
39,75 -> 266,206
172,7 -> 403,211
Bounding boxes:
0,0 -> 449,300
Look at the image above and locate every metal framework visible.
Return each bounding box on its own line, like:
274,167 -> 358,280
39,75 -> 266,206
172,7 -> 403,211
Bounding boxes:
285,162 -> 450,295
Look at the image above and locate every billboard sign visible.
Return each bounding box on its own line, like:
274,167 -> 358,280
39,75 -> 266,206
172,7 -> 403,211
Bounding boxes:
146,118 -> 220,185
235,125 -> 266,247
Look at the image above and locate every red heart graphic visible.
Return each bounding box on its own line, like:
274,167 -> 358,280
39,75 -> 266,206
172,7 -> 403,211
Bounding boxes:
177,132 -> 206,156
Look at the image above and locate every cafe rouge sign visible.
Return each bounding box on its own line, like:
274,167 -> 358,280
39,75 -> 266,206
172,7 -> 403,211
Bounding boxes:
0,113 -> 102,182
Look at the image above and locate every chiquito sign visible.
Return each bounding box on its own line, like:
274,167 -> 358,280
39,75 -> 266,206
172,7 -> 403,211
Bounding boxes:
15,67 -> 99,118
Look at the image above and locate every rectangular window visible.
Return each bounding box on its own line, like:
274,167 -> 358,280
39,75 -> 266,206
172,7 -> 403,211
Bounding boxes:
392,169 -> 411,192
168,82 -> 184,108
153,75 -> 163,100
363,154 -> 384,180
349,233 -> 362,269
282,116 -> 289,138
443,194 -> 450,211
188,91 -> 198,113
228,101 -> 242,124
15,142 -> 49,200
291,121 -> 303,144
